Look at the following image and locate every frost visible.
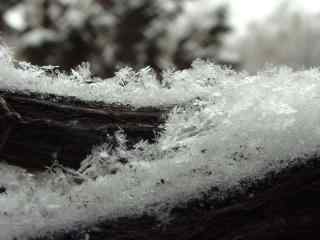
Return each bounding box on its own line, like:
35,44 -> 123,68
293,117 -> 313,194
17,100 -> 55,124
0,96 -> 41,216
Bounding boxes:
1,48 -> 320,239
0,50 -> 229,107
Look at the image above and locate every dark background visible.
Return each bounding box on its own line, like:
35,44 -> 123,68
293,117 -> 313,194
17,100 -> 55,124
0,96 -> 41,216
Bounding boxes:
0,0 -> 237,78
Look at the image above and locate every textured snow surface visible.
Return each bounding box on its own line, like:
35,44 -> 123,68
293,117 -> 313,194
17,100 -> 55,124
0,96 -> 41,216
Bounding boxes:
0,46 -> 221,108
1,47 -> 320,239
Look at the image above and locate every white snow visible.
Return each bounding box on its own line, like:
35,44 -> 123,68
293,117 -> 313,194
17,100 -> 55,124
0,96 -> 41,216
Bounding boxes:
0,49 -> 226,107
0,48 -> 320,239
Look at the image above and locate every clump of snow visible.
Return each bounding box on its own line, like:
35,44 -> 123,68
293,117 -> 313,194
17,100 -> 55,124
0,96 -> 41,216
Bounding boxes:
0,47 -> 226,107
1,47 -> 320,239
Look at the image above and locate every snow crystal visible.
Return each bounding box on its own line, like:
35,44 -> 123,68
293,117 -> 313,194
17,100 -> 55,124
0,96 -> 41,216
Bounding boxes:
0,47 -> 320,239
0,51 -> 227,107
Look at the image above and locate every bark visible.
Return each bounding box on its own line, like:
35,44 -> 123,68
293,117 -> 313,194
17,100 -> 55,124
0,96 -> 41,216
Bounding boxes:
0,91 -> 169,171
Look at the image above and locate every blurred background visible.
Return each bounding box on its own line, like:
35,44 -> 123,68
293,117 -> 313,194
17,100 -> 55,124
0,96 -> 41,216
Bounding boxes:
0,0 -> 320,78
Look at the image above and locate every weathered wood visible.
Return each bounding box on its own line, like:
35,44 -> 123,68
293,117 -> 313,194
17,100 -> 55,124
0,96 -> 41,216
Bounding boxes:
0,91 -> 169,171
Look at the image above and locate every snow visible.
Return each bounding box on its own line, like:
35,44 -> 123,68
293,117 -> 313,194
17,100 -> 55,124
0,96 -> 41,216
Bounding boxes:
0,49 -> 225,107
1,48 -> 320,239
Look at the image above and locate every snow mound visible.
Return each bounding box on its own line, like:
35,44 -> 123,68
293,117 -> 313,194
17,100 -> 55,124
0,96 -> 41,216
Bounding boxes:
1,47 -> 320,239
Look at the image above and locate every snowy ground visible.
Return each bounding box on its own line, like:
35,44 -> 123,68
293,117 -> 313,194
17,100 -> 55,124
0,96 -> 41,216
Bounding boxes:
1,47 -> 320,239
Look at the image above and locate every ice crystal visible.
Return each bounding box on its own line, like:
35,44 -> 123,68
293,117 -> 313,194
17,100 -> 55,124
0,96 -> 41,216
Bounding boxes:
0,47 -> 320,239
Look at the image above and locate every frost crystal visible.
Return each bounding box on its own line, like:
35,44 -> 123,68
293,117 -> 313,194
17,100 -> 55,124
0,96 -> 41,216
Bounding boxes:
0,47 -> 320,239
